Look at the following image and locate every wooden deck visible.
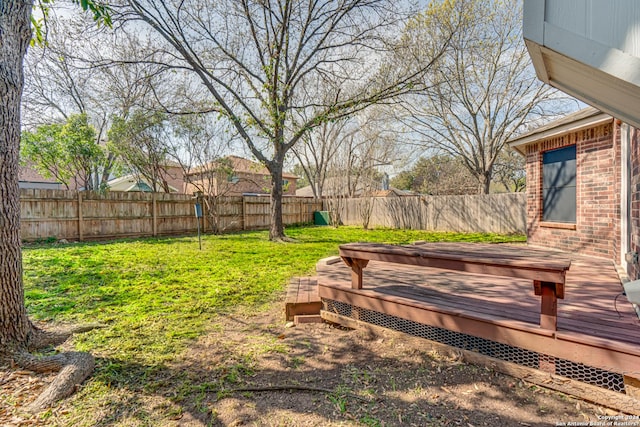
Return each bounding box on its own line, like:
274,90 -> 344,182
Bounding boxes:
339,242 -> 573,330
315,246 -> 640,409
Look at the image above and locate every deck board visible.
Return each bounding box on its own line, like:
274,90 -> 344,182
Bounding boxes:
317,248 -> 640,377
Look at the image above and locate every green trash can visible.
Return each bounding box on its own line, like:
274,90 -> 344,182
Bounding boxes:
313,211 -> 331,226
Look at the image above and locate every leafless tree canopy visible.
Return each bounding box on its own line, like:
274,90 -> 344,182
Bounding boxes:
400,0 -> 571,194
22,15 -> 180,190
293,104 -> 401,199
292,118 -> 355,200
118,0 -> 456,239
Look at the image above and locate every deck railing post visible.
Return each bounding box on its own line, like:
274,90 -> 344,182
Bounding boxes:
538,281 -> 558,331
341,256 -> 369,289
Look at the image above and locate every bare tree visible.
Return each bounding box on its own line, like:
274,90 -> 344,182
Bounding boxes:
170,114 -> 242,233
357,188 -> 376,230
292,118 -> 356,199
21,16 -> 167,190
401,0 -> 570,194
293,100 -> 406,201
347,114 -> 395,229
22,18 -> 93,125
335,108 -> 400,198
120,0 -> 458,240
323,188 -> 347,228
493,149 -> 526,192
22,17 -> 118,190
320,108 -> 400,227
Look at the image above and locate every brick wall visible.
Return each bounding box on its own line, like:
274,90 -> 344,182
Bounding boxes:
525,121 -> 621,261
236,172 -> 298,196
185,171 -> 298,196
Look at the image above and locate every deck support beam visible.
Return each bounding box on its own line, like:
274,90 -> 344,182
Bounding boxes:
534,281 -> 561,331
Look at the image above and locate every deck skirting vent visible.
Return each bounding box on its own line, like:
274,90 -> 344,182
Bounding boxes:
323,299 -> 626,393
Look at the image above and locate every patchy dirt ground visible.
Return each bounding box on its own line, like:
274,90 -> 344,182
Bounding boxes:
1,305 -> 621,426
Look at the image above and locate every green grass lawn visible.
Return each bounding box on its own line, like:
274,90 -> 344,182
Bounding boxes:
22,226 -> 524,420
23,226 -> 524,367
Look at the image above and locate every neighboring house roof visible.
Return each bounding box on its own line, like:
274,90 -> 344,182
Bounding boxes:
18,164 -> 60,185
187,155 -> 298,180
107,174 -> 180,193
18,162 -> 82,190
295,185 -> 315,197
508,107 -> 612,155
162,159 -> 182,168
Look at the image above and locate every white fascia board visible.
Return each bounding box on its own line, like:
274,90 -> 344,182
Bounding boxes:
524,39 -> 550,84
523,0 -> 640,130
541,45 -> 640,130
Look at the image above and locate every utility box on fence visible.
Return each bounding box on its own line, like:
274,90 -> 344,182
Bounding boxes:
313,211 -> 330,226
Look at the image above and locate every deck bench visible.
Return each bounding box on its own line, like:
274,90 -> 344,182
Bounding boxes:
339,242 -> 572,331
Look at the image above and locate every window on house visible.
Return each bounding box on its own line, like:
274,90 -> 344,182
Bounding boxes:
227,175 -> 239,184
542,145 -> 576,223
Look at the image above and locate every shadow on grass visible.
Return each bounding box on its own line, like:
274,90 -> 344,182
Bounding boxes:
64,313 -> 586,427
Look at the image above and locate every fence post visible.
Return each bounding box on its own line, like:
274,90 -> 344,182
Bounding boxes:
78,191 -> 84,241
152,193 -> 158,237
242,196 -> 247,230
202,196 -> 207,233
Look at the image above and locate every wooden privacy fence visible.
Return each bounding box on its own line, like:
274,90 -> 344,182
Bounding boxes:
328,193 -> 527,234
19,189 -> 321,241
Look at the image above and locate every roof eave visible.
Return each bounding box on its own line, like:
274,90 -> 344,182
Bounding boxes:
508,113 -> 612,155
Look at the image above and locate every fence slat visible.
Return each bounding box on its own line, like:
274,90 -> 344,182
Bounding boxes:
326,194 -> 526,234
19,190 -> 321,241
20,190 -> 524,241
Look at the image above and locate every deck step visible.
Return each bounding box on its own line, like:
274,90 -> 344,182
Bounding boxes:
294,314 -> 323,324
285,276 -> 322,321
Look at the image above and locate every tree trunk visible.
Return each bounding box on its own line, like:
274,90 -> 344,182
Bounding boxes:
478,172 -> 491,195
0,0 -> 33,351
268,159 -> 286,241
1,3 -> 100,413
315,171 -> 324,200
